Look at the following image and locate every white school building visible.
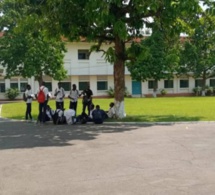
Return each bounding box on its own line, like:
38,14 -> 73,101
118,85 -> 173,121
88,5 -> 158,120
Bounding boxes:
0,41 -> 214,100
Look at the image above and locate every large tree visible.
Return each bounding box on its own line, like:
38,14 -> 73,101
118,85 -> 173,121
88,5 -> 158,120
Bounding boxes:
3,0 -> 206,118
0,0 -> 67,84
179,12 -> 215,96
35,0 -> 204,118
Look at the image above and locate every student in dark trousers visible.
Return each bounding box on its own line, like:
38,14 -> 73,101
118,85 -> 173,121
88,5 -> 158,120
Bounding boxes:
80,84 -> 93,116
68,84 -> 79,114
54,82 -> 65,110
36,81 -> 49,124
24,84 -> 33,122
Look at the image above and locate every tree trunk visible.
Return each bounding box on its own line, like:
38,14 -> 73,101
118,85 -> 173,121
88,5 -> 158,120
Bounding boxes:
35,74 -> 43,86
114,37 -> 125,119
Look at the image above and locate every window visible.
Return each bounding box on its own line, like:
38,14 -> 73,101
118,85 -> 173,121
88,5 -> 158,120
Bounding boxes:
0,83 -> 5,93
210,79 -> 215,87
180,80 -> 189,88
164,80 -> 173,88
195,79 -> 203,87
10,83 -> 18,89
61,82 -> 71,91
20,82 -> 28,92
79,82 -> 89,91
45,82 -> 52,91
78,50 -> 89,60
148,80 -> 154,89
97,76 -> 108,91
97,81 -> 108,90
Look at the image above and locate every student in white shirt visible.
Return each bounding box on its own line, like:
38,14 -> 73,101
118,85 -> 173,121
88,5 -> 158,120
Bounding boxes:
107,102 -> 116,118
64,105 -> 76,125
45,105 -> 55,121
24,84 -> 33,121
54,82 -> 65,110
36,81 -> 49,124
68,84 -> 79,114
88,104 -> 95,122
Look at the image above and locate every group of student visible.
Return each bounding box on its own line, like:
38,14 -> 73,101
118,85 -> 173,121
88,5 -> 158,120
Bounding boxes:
24,81 -> 116,125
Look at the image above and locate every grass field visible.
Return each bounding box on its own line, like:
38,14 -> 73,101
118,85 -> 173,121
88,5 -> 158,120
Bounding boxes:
1,97 -> 215,122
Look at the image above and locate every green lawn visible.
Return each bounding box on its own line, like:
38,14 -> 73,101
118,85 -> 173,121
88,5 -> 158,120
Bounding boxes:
1,97 -> 215,122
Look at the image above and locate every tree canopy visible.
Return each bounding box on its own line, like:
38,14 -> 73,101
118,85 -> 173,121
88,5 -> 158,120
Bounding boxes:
0,0 -> 67,83
34,0 -> 203,117
179,12 -> 215,95
127,28 -> 180,96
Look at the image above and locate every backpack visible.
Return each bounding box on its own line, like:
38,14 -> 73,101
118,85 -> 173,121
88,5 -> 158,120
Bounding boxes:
52,109 -> 66,125
37,87 -> 45,103
80,116 -> 87,124
23,93 -> 27,102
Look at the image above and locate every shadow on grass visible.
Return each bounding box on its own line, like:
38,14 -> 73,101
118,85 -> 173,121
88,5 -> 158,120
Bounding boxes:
114,115 -> 202,122
0,120 -> 154,150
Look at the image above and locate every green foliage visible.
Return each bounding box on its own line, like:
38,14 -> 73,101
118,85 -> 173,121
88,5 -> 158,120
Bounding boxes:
5,88 -> 20,100
27,0 -> 204,89
179,12 -> 215,90
160,89 -> 167,96
106,87 -> 114,97
192,87 -> 202,96
193,86 -> 215,96
106,87 -> 130,97
127,29 -> 180,86
0,0 -> 67,82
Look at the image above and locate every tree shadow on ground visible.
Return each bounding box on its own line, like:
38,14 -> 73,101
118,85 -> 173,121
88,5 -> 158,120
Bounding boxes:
0,121 -> 154,150
0,114 -> 201,150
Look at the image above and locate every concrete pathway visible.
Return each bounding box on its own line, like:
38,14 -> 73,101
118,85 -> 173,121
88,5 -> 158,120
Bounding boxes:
0,120 -> 215,195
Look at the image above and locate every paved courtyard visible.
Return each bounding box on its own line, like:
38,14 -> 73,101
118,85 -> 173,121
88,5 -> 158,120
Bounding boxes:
0,120 -> 215,195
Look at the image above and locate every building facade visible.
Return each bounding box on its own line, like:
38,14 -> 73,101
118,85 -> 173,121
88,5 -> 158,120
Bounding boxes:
0,41 -> 215,99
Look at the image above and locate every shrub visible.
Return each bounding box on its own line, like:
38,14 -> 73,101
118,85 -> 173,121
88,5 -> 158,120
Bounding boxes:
5,88 -> 20,100
160,89 -> 167,95
192,87 -> 201,96
106,87 -> 131,97
205,86 -> 214,96
106,87 -> 114,97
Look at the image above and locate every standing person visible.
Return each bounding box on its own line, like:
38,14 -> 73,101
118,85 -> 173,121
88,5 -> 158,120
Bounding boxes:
80,84 -> 93,116
54,82 -> 65,110
24,84 -> 33,122
68,84 -> 79,114
36,81 -> 49,124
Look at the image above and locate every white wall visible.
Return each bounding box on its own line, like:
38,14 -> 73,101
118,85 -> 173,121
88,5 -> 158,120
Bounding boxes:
1,42 -> 215,99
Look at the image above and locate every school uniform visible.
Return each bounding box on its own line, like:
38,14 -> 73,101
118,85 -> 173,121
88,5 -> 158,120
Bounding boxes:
25,89 -> 33,120
69,89 -> 79,113
55,87 -> 65,109
37,86 -> 49,123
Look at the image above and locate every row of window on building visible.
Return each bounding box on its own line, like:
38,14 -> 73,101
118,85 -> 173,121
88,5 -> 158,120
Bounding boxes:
148,79 -> 215,89
0,81 -> 108,93
0,79 -> 215,93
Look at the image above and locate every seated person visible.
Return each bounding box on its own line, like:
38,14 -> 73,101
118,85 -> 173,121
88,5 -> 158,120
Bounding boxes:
92,105 -> 104,124
107,102 -> 116,118
76,112 -> 88,124
88,104 -> 95,122
45,105 -> 55,121
64,105 -> 76,125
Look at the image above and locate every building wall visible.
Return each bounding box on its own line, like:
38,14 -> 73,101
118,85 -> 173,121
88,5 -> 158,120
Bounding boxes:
0,42 -> 215,99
